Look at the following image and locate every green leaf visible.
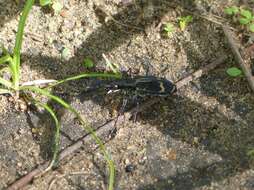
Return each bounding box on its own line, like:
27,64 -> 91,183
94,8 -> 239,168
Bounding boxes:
224,6 -> 239,15
34,101 -> 60,170
0,54 -> 12,65
102,54 -> 120,74
239,17 -> 250,25
185,15 -> 193,22
247,149 -> 254,157
249,23 -> 254,32
179,21 -> 186,31
0,77 -> 13,88
52,1 -> 63,13
0,88 -> 11,94
240,9 -> 252,20
179,15 -> 193,31
83,58 -> 94,69
40,0 -> 52,6
164,23 -> 174,33
226,67 -> 242,77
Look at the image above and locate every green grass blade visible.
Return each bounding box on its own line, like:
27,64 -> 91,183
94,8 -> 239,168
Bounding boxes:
0,77 -> 13,89
0,67 -> 10,74
71,109 -> 115,190
34,101 -> 61,171
0,55 -> 12,65
46,72 -> 122,89
21,86 -> 115,190
14,0 -> 35,56
0,88 -> 11,94
102,54 -> 121,74
12,0 -> 35,90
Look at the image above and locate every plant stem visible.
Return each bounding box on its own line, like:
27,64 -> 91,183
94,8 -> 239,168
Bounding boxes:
20,86 -> 115,190
0,55 -> 12,65
0,88 -> 11,94
34,101 -> 60,171
46,72 -> 122,89
12,0 -> 35,90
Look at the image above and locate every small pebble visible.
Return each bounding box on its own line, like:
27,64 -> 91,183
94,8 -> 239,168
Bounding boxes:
125,164 -> 135,173
53,40 -> 64,51
60,9 -> 69,18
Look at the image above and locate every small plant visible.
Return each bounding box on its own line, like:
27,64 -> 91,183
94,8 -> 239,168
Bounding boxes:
226,67 -> 242,77
225,6 -> 254,32
247,149 -> 254,160
0,0 -> 120,189
162,15 -> 193,37
163,23 -> 175,37
224,6 -> 239,15
40,0 -> 63,13
179,15 -> 193,31
83,58 -> 95,69
40,0 -> 52,6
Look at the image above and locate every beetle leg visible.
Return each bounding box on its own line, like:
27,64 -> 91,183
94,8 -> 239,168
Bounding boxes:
133,100 -> 139,122
131,94 -> 141,122
119,98 -> 128,115
113,98 -> 128,128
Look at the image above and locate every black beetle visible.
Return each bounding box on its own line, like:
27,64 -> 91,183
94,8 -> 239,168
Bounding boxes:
105,76 -> 177,97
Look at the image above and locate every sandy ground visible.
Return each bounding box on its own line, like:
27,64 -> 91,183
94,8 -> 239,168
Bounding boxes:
0,0 -> 254,189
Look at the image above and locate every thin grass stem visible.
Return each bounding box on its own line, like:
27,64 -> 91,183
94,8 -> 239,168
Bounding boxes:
0,55 -> 12,65
0,77 -> 13,89
20,86 -> 115,190
33,101 -> 60,171
12,0 -> 35,90
46,72 -> 122,89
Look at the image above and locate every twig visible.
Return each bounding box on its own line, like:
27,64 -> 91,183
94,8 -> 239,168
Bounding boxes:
175,55 -> 227,89
6,55 -> 227,190
223,26 -> 254,92
110,16 -> 144,31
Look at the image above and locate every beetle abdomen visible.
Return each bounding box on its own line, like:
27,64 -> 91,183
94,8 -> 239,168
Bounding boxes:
134,76 -> 176,97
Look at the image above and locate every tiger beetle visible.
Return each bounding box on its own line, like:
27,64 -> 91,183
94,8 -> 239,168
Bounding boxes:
84,75 -> 176,121
81,75 -> 176,123
105,75 -> 176,97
